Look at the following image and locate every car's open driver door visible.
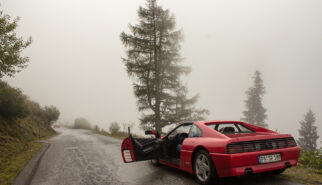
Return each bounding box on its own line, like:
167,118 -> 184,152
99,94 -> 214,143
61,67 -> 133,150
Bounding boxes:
121,132 -> 162,163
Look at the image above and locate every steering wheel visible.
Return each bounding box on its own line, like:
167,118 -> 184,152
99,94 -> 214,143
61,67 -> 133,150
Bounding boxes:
175,133 -> 188,144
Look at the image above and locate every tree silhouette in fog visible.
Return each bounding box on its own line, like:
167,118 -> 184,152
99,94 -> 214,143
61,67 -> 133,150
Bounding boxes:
241,71 -> 267,127
297,109 -> 319,152
120,0 -> 208,133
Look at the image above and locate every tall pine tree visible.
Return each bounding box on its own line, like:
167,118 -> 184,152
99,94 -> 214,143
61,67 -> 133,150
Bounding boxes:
297,109 -> 319,152
120,0 -> 208,133
241,71 -> 267,127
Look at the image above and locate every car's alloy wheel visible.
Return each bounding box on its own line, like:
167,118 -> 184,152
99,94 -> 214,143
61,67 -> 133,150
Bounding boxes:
193,150 -> 218,185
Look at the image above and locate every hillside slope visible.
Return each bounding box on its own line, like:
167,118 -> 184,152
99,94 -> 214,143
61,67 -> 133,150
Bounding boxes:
0,80 -> 58,185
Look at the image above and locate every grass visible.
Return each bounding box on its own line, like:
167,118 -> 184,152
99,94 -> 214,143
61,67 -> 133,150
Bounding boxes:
93,130 -> 134,140
280,165 -> 322,185
0,142 -> 43,185
0,119 -> 56,185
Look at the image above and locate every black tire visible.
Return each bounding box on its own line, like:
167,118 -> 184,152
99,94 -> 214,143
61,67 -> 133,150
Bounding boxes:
270,168 -> 285,175
193,150 -> 219,185
150,159 -> 160,166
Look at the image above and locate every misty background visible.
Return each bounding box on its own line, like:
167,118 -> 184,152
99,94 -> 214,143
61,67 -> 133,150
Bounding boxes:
2,0 -> 321,144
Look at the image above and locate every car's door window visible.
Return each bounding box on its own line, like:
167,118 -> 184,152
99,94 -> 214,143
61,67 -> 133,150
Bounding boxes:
237,124 -> 254,133
168,124 -> 192,139
188,125 -> 202,137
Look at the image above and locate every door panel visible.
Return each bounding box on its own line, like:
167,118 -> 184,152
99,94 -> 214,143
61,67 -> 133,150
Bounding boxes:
121,136 -> 163,163
121,138 -> 136,163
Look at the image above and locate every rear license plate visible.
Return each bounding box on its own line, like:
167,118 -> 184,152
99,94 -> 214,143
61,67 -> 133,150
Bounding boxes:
258,153 -> 281,164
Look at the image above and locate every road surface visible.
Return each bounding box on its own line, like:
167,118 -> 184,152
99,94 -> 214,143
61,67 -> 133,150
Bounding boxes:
24,128 -> 302,185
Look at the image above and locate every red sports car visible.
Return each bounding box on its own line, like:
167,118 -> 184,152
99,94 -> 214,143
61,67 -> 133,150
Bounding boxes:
121,121 -> 300,184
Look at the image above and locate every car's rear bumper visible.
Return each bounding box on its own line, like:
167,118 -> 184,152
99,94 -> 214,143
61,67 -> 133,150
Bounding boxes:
210,146 -> 300,178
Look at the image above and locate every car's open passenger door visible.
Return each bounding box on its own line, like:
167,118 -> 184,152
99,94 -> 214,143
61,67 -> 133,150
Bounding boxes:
121,133 -> 163,163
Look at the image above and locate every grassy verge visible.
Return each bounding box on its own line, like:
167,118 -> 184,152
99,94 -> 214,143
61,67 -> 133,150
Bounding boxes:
0,142 -> 43,185
0,119 -> 56,185
280,166 -> 322,185
93,130 -> 133,140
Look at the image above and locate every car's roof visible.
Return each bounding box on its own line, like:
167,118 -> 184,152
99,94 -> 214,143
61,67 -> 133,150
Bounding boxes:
195,120 -> 246,125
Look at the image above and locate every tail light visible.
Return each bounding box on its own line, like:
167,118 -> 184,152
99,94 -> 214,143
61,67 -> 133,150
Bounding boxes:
243,143 -> 255,152
227,144 -> 243,154
286,138 -> 297,147
278,140 -> 287,148
227,137 -> 297,154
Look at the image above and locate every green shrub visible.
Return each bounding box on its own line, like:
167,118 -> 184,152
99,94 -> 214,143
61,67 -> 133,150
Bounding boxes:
43,106 -> 60,125
298,150 -> 322,174
109,122 -> 120,134
0,81 -> 28,120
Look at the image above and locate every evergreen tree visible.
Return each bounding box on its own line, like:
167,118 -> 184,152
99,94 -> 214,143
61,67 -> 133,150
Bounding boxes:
0,8 -> 32,78
297,109 -> 319,152
120,0 -> 208,133
241,71 -> 267,127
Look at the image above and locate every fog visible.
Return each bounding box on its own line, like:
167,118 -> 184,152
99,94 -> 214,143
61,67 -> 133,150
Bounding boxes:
2,0 -> 321,144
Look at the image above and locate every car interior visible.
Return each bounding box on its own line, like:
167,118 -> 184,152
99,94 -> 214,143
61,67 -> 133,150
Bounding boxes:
130,123 -> 193,164
162,123 -> 192,164
208,123 -> 254,134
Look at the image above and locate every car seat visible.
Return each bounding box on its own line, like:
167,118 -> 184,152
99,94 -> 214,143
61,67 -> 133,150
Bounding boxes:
222,127 -> 235,134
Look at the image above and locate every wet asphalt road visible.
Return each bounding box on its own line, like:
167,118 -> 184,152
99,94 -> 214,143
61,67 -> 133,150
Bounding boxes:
29,128 -> 303,185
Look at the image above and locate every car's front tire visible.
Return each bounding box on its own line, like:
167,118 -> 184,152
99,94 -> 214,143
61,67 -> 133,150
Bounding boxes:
193,150 -> 218,185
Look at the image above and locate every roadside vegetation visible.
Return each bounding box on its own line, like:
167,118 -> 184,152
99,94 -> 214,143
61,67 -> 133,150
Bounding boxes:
281,110 -> 321,185
93,129 -> 132,140
281,150 -> 322,185
73,117 -> 92,130
92,122 -> 137,139
0,9 -> 60,185
0,81 -> 60,185
67,118 -> 137,139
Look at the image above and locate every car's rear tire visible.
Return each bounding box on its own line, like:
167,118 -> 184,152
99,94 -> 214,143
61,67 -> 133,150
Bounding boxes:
193,150 -> 218,185
151,159 -> 160,166
270,168 -> 285,175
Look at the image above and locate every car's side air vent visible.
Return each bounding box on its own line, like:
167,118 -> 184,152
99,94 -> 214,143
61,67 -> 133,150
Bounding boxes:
227,137 -> 297,154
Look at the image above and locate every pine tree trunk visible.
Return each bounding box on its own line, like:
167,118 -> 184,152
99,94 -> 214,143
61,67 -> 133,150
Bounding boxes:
152,0 -> 161,134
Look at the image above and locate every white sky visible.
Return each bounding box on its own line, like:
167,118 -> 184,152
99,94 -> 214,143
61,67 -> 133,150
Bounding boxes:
2,0 -> 322,145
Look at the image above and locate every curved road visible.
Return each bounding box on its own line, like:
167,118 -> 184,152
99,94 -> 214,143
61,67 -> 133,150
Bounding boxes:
25,128 -> 302,185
